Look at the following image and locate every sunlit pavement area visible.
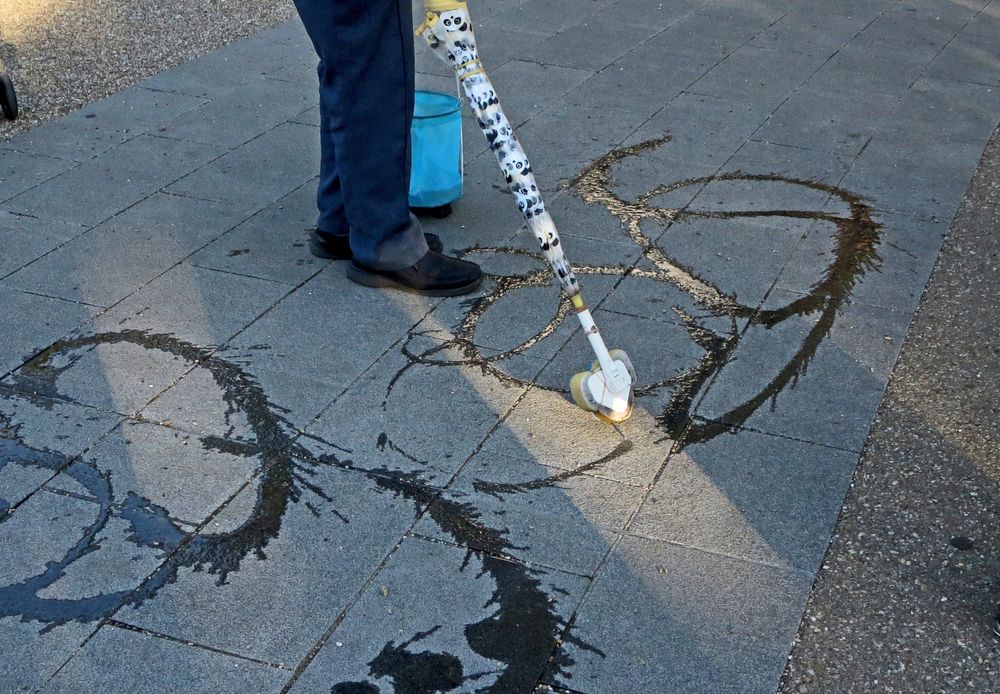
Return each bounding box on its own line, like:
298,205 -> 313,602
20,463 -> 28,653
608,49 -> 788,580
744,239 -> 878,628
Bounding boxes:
2,1 -> 1000,692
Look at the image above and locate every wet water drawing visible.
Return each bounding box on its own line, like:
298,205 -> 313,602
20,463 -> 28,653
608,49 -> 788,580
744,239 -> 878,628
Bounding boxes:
0,135 -> 881,693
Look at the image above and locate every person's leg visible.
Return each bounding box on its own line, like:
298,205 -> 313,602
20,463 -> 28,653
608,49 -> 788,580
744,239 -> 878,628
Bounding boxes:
293,0 -> 427,270
315,86 -> 349,238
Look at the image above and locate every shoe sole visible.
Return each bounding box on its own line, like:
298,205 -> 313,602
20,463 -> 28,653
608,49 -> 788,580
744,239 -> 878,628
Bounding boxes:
346,264 -> 484,297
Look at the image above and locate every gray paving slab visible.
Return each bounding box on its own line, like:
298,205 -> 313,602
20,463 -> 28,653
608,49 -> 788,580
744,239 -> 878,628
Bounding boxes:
593,0 -> 715,31
0,288 -> 100,378
0,388 -> 121,511
139,22 -> 316,98
513,99 -> 657,185
776,210 -> 949,315
559,58 -> 703,126
630,429 -> 859,573
287,537 -> 590,694
687,45 -> 828,111
0,615 -> 94,694
457,15 -> 551,71
522,18 -> 664,72
746,8 -> 880,55
86,262 -> 292,348
72,418 -> 259,525
0,148 -> 76,204
187,181 -> 326,285
488,60 -> 595,125
695,291 -> 911,451
0,212 -> 87,280
923,1 -> 1000,86
4,332 -> 199,417
155,78 -> 317,149
722,138 -> 856,185
542,536 -> 813,694
2,193 -> 248,307
480,387 -> 671,487
751,87 -> 900,157
413,453 -> 641,576
1,135 -> 226,227
118,462 -> 420,667
37,624 -> 289,694
201,264 -> 441,434
0,86 -> 209,163
164,121 -> 319,211
302,343 -> 528,483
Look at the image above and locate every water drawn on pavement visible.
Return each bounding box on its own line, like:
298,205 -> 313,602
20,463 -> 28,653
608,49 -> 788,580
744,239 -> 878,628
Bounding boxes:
0,136 -> 881,693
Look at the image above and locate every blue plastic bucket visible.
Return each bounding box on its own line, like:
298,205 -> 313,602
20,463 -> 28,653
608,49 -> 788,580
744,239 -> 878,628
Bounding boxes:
409,90 -> 463,208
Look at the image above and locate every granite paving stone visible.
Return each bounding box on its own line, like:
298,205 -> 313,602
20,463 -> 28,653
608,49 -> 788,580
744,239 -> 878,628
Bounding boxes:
118,463 -> 421,667
630,430 -> 859,573
211,264 -> 437,432
37,625 -> 289,694
593,0 -> 714,31
4,332 -> 200,417
0,212 -> 87,280
746,9 -> 877,55
86,261 -> 292,349
164,121 -> 319,211
186,181 -> 326,286
413,452 -> 638,576
542,536 -> 813,694
155,78 -> 317,149
72,418 -> 259,525
0,389 -> 122,510
2,193 -> 248,307
0,288 -> 100,378
561,50 -> 707,118
487,61 -> 595,125
0,86 -> 209,163
686,45 -> 828,110
695,290 -> 911,451
0,616 -> 95,694
480,387 -> 672,487
721,138 -> 856,188
1,135 -> 227,227
923,2 -> 1000,87
620,92 -> 774,173
775,210 -> 949,315
522,18 -> 664,72
302,344 -> 528,482
513,99 -> 657,184
286,537 -> 591,694
750,87 -> 900,157
0,148 -> 76,204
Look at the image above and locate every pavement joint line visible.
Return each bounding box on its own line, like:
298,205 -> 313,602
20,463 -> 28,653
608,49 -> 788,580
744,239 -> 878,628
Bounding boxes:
404,530 -> 603,580
276,514 -> 443,694
615,528 -> 819,579
103,619 -> 294,670
686,415 -> 871,455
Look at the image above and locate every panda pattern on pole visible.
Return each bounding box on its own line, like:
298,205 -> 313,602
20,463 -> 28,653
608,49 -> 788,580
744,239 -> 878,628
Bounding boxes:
417,1 -> 578,296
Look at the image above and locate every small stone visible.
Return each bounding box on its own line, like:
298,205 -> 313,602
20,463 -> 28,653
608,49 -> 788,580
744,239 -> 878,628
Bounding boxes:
950,536 -> 975,551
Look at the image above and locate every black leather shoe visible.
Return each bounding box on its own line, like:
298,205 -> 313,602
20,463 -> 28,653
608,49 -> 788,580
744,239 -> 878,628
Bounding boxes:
310,229 -> 443,260
347,250 -> 484,296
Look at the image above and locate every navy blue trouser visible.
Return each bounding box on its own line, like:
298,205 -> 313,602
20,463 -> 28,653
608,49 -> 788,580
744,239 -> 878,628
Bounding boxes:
293,0 -> 428,270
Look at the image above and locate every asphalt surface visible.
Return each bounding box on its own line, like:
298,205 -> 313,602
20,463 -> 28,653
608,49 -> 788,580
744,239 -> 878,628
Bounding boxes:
0,2 -> 1000,694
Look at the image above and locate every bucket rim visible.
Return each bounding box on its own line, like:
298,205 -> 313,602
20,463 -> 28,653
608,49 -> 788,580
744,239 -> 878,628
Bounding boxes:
413,89 -> 462,118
